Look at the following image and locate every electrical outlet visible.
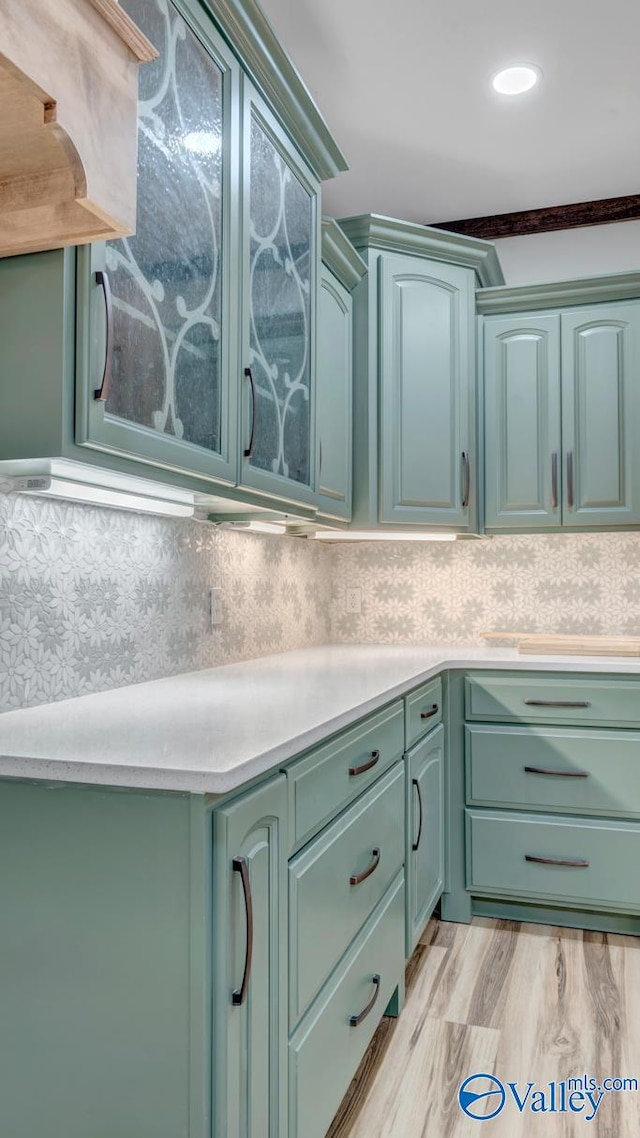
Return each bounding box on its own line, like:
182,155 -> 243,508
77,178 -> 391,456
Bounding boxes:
345,586 -> 362,615
209,587 -> 224,628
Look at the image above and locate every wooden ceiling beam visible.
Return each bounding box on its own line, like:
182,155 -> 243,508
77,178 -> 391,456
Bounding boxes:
431,193 -> 640,240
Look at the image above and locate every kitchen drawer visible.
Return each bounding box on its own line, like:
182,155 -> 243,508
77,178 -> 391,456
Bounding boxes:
466,724 -> 640,818
405,676 -> 443,749
289,763 -> 404,1027
289,873 -> 404,1138
466,808 -> 640,911
465,673 -> 640,727
285,701 -> 404,852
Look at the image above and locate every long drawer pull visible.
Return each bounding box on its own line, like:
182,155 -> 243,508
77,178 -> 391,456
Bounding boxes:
349,974 -> 381,1027
524,765 -> 590,779
412,778 -> 423,852
350,847 -> 381,886
524,699 -> 590,709
231,856 -> 253,1006
525,854 -> 590,868
349,750 -> 380,777
420,704 -> 439,721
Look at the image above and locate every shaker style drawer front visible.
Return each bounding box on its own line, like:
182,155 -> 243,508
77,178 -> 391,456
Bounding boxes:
466,724 -> 640,818
405,676 -> 443,749
289,874 -> 405,1138
289,764 -> 404,1027
285,701 -> 404,852
466,809 -> 640,911
465,673 -> 640,727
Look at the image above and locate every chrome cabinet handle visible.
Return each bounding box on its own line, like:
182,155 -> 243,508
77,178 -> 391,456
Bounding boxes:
243,367 -> 257,458
567,451 -> 574,508
232,856 -> 253,1006
350,847 -> 381,886
412,778 -> 423,852
349,750 -> 380,777
461,451 -> 470,509
524,699 -> 590,709
525,854 -> 589,868
551,452 -> 558,509
524,765 -> 589,779
420,704 -> 439,721
349,974 -> 381,1027
94,270 -> 114,402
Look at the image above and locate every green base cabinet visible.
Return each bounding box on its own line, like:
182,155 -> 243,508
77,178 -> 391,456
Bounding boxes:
212,775 -> 288,1138
289,874 -> 405,1138
405,724 -> 445,955
0,780 -> 210,1138
481,285 -> 640,532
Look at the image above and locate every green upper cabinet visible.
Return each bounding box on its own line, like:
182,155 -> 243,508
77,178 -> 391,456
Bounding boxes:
0,0 -> 347,517
338,215 -> 503,532
315,220 -> 367,524
480,279 -> 640,532
238,82 -> 320,508
561,303 -> 640,527
76,0 -> 241,486
378,253 -> 475,527
483,314 -> 561,529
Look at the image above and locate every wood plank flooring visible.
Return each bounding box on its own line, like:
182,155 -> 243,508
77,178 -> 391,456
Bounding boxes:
327,917 -> 640,1138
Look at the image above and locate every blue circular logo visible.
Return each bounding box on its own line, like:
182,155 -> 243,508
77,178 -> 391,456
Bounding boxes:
458,1074 -> 506,1120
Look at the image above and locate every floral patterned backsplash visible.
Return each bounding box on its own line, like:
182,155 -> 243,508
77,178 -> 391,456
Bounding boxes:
0,494 -> 332,712
4,492 -> 640,714
330,532 -> 640,644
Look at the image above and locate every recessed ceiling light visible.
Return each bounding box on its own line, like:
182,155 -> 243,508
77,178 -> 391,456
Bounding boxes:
492,65 -> 540,96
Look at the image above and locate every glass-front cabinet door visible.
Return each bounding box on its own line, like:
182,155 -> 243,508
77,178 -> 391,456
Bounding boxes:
76,0 -> 240,485
239,83 -> 319,506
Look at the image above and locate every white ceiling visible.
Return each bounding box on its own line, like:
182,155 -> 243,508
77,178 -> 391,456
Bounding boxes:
260,0 -> 640,225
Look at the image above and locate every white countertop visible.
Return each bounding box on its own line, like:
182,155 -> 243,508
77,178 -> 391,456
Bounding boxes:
1,644 -> 640,794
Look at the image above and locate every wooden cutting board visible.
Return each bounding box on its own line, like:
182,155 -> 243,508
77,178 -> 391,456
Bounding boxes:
481,631 -> 640,656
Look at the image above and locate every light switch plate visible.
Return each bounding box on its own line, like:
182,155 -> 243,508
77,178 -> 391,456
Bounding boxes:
209,587 -> 224,628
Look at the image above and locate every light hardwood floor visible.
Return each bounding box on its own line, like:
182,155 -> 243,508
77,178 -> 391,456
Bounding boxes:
327,917 -> 640,1138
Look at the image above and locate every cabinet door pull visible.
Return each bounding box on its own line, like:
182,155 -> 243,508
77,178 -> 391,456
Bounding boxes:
349,974 -> 381,1027
94,270 -> 114,402
461,451 -> 470,509
349,750 -> 380,777
412,778 -> 423,852
231,856 -> 253,1006
524,765 -> 589,779
551,452 -> 558,509
525,854 -> 589,868
523,699 -> 590,709
350,847 -> 381,886
566,451 -> 574,508
420,704 -> 439,721
243,367 -> 257,458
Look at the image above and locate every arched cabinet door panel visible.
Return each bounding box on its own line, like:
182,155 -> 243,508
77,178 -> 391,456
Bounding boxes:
378,253 -> 475,527
483,313 -> 561,530
561,302 -> 640,526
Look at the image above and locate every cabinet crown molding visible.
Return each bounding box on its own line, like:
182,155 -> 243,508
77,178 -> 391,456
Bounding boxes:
321,218 -> 367,291
337,214 -> 505,287
203,0 -> 348,181
477,271 -> 640,314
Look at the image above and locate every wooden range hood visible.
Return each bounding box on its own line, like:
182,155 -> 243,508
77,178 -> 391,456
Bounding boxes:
0,0 -> 157,258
